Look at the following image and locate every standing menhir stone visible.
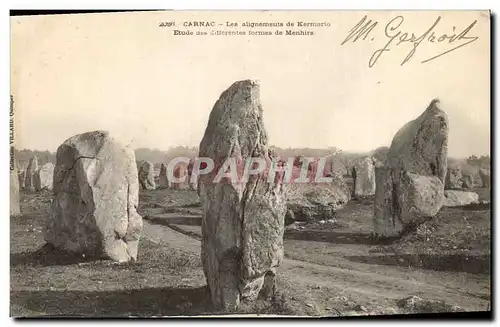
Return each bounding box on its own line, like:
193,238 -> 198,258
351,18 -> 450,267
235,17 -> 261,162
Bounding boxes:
324,155 -> 348,177
187,159 -> 197,190
172,163 -> 189,190
461,171 -> 475,189
158,162 -> 169,188
138,160 -> 156,190
352,156 -> 376,197
374,99 -> 448,238
479,168 -> 491,188
45,131 -> 143,263
24,156 -> 39,191
11,165 -> 21,216
445,167 -> 463,190
18,170 -> 26,189
198,80 -> 286,310
34,162 -> 55,191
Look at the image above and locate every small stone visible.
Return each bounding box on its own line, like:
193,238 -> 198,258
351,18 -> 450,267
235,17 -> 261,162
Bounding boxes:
34,162 -> 55,191
137,160 -> 156,190
306,303 -> 314,308
397,295 -> 424,310
355,305 -> 368,312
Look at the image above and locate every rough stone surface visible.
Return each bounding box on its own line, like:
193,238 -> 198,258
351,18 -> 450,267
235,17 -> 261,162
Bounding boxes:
45,131 -> 143,263
443,190 -> 479,207
352,156 -> 376,197
374,99 -> 448,237
158,163 -> 169,188
34,162 -> 55,191
397,295 -> 463,313
198,80 -> 286,310
24,156 -> 39,191
461,171 -> 475,189
18,170 -> 26,189
138,160 -> 156,190
172,163 -> 189,190
479,168 -> 491,188
325,156 -> 348,177
285,175 -> 350,224
445,167 -> 463,190
11,165 -> 21,216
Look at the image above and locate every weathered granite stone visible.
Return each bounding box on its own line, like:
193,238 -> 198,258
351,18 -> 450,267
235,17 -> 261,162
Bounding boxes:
461,171 -> 475,189
198,80 -> 286,310
18,170 -> 26,189
325,156 -> 348,177
443,190 -> 479,207
11,165 -> 21,216
285,175 -> 350,223
24,156 -> 39,191
34,162 -> 55,191
138,160 -> 156,190
445,167 -> 463,190
353,156 -> 376,197
374,99 -> 448,237
187,159 -> 197,190
479,168 -> 491,188
172,163 -> 189,190
45,131 -> 143,263
158,162 -> 169,188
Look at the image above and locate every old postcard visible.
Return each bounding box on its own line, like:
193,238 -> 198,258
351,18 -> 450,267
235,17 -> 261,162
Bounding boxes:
9,10 -> 491,318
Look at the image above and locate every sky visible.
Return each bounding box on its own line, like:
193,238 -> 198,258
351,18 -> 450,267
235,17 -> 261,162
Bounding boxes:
10,11 -> 490,158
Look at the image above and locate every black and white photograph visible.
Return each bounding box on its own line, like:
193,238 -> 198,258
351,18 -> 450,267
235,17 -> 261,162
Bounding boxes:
9,9 -> 491,318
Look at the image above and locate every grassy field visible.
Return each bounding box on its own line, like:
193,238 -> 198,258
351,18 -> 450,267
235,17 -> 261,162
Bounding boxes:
10,187 -> 491,317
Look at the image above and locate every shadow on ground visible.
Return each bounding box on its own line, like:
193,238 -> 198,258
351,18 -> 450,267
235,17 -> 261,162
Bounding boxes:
11,286 -> 210,317
284,230 -> 379,245
10,244 -> 101,267
345,253 -> 490,274
461,203 -> 491,211
148,216 -> 201,226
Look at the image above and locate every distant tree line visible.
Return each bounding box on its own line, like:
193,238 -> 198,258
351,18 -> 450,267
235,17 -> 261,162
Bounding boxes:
14,149 -> 56,169
13,146 -> 490,172
465,155 -> 490,168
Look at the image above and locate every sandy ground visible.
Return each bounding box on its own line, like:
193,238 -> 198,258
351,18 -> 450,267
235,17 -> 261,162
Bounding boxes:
10,188 -> 491,317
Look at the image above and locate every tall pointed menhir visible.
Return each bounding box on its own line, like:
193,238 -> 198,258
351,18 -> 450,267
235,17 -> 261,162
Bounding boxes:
198,80 -> 286,311
374,99 -> 448,237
